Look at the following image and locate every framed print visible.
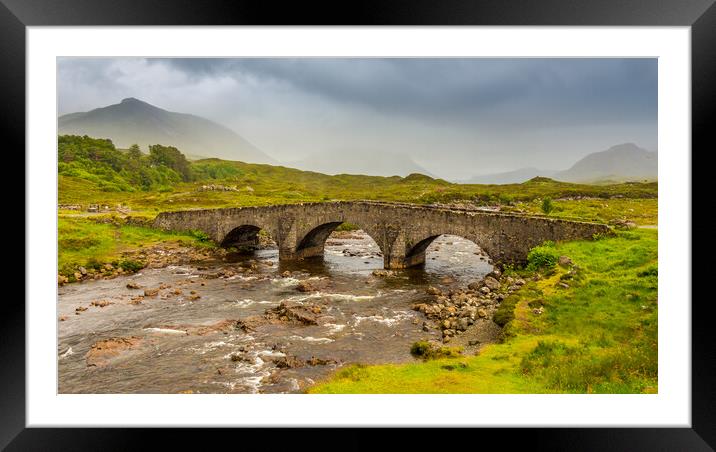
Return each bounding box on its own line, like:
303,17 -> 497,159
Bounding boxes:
5,0 -> 713,448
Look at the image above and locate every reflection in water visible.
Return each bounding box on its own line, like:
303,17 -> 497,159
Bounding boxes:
58,231 -> 492,394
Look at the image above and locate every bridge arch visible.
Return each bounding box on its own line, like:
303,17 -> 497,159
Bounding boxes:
294,220 -> 385,262
404,232 -> 491,268
219,223 -> 277,253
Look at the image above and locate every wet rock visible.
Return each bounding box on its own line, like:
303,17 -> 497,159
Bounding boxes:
307,356 -> 338,366
57,274 -> 69,285
126,282 -> 142,289
296,280 -> 316,293
372,269 -> 395,277
85,337 -> 143,367
74,272 -> 82,281
487,268 -> 502,279
173,289 -> 182,295
265,301 -> 322,325
426,286 -> 442,296
144,288 -> 160,297
272,355 -> 305,369
75,306 -> 88,314
479,286 -> 491,295
189,294 -> 201,300
90,300 -> 112,308
477,308 -> 488,318
185,319 -> 242,336
281,271 -> 291,278
129,296 -> 144,305
230,353 -> 254,364
483,276 -> 500,290
558,255 -> 573,267
78,266 -> 87,276
467,281 -> 482,291
58,315 -> 67,322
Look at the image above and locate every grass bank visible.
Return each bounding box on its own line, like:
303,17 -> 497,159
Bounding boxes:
308,228 -> 658,394
58,216 -> 214,280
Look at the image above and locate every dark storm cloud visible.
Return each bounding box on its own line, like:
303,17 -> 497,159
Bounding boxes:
154,58 -> 657,126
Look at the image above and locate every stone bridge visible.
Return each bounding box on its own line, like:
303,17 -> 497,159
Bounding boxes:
153,201 -> 611,269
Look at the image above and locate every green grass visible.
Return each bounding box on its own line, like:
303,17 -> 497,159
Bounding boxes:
57,216 -> 214,277
59,156 -> 657,218
504,197 -> 658,225
308,229 -> 658,394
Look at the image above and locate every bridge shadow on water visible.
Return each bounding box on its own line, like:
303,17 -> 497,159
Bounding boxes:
223,232 -> 494,289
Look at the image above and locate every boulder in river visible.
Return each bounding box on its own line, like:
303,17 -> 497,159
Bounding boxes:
85,336 -> 143,367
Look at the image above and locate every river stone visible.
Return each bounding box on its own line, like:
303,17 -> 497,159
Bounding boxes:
479,286 -> 491,295
467,281 -> 482,291
457,318 -> 470,331
483,276 -> 500,290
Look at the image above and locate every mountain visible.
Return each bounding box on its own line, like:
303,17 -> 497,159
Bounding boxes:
461,167 -> 556,185
287,149 -> 436,178
58,97 -> 274,164
553,143 -> 657,183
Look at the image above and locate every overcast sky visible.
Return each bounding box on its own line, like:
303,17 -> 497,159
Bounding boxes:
58,57 -> 657,180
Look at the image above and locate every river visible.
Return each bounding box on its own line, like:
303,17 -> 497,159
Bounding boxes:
58,231 -> 494,393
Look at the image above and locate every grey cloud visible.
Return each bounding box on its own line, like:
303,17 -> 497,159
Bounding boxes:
154,58 -> 656,126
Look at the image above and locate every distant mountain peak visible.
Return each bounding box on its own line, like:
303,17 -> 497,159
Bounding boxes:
58,99 -> 275,164
553,143 -> 657,183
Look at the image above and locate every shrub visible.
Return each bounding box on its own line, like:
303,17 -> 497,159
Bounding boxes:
118,259 -> 145,273
526,242 -> 559,271
188,229 -> 211,242
410,341 -> 463,360
541,197 -> 554,215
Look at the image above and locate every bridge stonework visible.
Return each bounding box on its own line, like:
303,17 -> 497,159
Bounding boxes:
152,201 -> 611,269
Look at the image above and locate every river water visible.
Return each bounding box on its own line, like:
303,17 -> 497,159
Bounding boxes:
58,231 -> 493,393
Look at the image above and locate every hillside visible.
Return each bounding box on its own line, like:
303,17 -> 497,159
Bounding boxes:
59,97 -> 274,164
57,135 -> 658,219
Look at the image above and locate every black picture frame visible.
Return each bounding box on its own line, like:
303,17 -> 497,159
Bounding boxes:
4,0 -> 711,449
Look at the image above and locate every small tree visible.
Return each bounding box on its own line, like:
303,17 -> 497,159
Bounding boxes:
127,144 -> 143,160
541,197 -> 554,215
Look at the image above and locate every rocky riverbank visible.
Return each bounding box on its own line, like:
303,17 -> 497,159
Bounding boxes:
412,268 -> 525,346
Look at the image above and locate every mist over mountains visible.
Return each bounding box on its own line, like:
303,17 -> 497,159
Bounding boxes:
288,149 -> 435,178
58,98 -> 274,164
463,143 -> 657,184
58,99 -> 657,183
